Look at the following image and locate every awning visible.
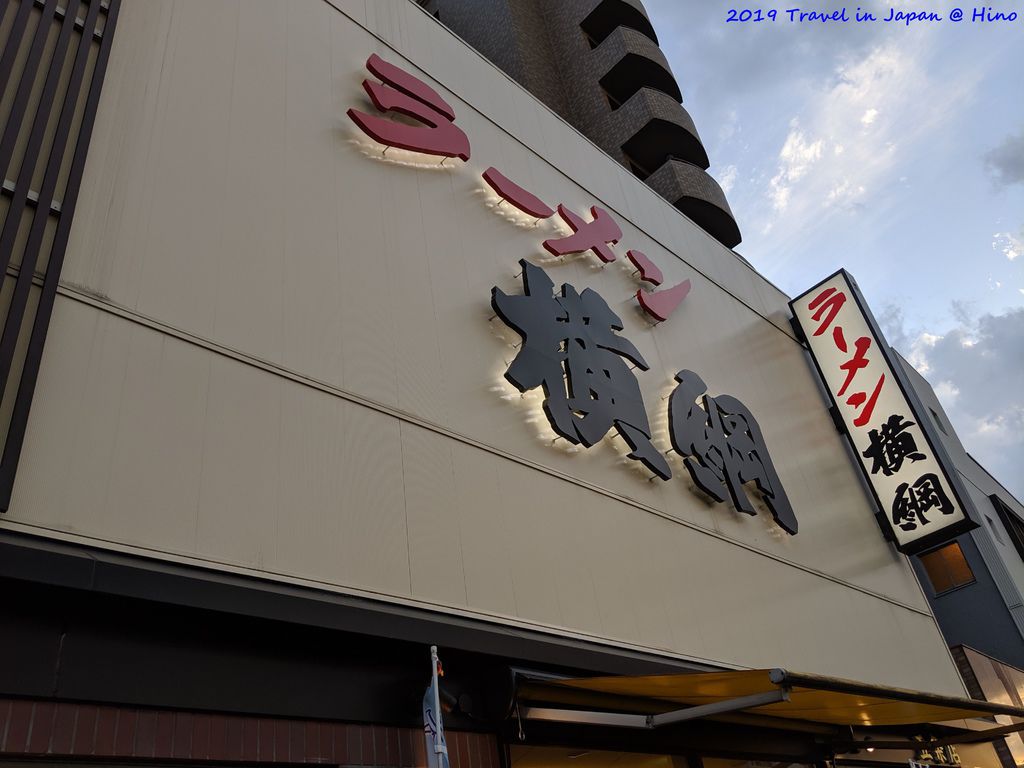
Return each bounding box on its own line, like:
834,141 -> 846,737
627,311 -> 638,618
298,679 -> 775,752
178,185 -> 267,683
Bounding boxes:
517,668 -> 1024,741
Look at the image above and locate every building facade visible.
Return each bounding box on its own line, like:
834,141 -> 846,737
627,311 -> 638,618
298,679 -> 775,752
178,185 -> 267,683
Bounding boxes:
0,2 -> 1018,768
898,355 -> 1024,767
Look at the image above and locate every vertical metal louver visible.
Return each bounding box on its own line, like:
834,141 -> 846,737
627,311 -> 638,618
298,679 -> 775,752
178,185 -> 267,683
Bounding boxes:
0,0 -> 120,510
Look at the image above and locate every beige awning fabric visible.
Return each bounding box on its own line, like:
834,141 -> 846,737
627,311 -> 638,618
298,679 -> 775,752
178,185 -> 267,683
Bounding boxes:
524,668 -> 1024,728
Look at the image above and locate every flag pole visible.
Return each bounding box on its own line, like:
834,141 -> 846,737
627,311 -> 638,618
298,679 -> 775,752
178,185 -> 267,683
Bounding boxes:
430,645 -> 443,755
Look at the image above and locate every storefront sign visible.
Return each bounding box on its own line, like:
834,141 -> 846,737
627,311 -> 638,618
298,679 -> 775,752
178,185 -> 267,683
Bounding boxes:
669,369 -> 798,534
345,54 -> 690,323
790,270 -> 976,553
347,54 -> 798,535
492,262 -> 798,534
912,744 -> 962,766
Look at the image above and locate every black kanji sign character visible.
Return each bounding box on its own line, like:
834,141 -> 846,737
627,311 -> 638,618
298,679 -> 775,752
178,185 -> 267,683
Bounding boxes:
668,370 -> 797,534
862,414 -> 926,476
892,473 -> 954,531
492,260 -> 671,480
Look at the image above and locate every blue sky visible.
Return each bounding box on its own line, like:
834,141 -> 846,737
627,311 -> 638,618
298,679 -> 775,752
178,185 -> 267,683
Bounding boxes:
644,0 -> 1024,498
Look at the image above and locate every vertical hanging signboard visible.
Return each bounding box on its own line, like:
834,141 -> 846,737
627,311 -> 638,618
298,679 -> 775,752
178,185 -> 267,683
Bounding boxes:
790,269 -> 977,554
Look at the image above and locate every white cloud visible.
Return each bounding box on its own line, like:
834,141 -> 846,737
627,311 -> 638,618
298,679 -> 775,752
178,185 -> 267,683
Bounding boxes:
825,179 -> 866,207
751,37 -> 978,269
768,126 -> 823,211
993,231 -> 1023,261
718,164 -> 738,195
769,185 -> 790,213
881,305 -> 1024,500
719,109 -> 740,143
906,330 -> 940,372
933,380 -> 960,403
779,129 -> 824,173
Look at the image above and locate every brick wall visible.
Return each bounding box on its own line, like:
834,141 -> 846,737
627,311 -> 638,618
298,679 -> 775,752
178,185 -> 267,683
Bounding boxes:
0,699 -> 499,768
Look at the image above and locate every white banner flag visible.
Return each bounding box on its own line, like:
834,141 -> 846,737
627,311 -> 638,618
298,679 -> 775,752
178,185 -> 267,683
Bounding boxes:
422,646 -> 450,768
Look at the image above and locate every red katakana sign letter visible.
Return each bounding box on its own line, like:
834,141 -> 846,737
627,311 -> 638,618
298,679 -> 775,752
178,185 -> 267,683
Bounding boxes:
848,374 -> 885,428
637,280 -> 692,322
482,167 -> 554,218
347,54 -> 470,161
807,287 -> 846,336
835,330 -> 872,397
543,205 -> 622,263
626,249 -> 663,286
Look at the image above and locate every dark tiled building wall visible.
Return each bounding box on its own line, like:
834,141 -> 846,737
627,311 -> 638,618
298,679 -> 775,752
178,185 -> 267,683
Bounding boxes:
421,0 -> 742,249
417,0 -> 570,116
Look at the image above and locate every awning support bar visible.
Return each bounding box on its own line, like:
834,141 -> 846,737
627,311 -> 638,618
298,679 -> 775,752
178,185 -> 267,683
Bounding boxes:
522,707 -> 649,729
522,688 -> 791,730
647,688 -> 791,728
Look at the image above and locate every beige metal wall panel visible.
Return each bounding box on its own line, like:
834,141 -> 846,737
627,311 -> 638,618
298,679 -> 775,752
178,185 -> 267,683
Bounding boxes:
282,1 -> 345,388
332,401 -> 413,596
1,0 -> 967,694
8,293 -> 961,691
402,422 -> 468,606
215,3 -> 290,369
103,321 -> 210,552
450,441 -> 519,617
276,382 -> 348,582
194,354 -> 283,569
132,2 -> 238,339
